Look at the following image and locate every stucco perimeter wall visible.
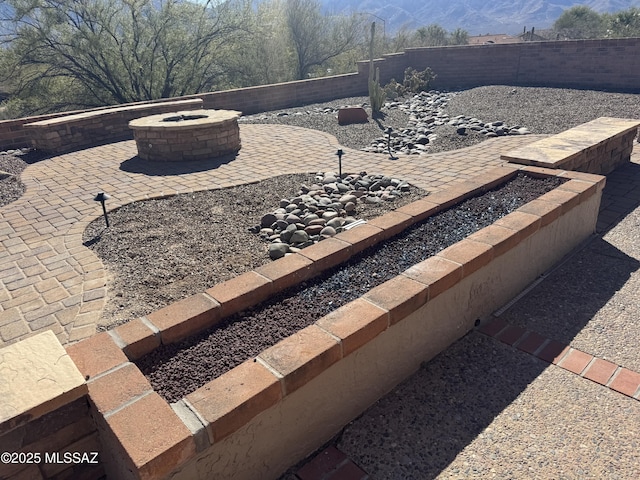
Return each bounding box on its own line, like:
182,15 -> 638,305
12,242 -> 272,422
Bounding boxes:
165,186 -> 601,480
2,38 -> 640,151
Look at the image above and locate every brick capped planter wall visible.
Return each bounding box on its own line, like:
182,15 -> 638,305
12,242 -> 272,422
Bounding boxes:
502,117 -> 640,174
3,38 -> 640,152
0,331 -> 104,480
24,99 -> 204,155
62,165 -> 603,480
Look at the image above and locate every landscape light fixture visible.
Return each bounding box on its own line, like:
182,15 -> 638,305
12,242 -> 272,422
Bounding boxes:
385,127 -> 398,160
93,192 -> 111,228
336,149 -> 344,178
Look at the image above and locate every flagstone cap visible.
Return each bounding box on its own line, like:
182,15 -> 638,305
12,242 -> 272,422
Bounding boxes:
0,330 -> 87,435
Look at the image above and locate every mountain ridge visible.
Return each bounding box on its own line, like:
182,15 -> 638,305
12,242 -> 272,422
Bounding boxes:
321,0 -> 640,35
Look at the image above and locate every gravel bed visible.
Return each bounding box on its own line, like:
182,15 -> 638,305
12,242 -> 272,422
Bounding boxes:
239,97 -> 409,151
0,153 -> 28,207
137,173 -> 565,403
447,85 -> 640,134
241,86 -> 640,155
83,174 -> 427,329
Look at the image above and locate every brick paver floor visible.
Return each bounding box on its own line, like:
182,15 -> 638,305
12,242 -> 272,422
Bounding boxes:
0,125 -> 543,347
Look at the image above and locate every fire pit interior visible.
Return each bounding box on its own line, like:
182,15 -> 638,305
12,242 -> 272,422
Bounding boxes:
129,109 -> 241,161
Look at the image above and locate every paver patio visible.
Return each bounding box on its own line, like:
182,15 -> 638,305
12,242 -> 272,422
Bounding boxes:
0,124 -> 540,347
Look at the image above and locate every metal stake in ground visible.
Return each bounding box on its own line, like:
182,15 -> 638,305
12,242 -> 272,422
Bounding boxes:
94,192 -> 111,228
336,149 -> 344,178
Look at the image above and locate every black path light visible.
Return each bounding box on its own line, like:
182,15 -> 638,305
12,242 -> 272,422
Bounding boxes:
94,192 -> 111,228
336,149 -> 344,178
385,127 -> 398,160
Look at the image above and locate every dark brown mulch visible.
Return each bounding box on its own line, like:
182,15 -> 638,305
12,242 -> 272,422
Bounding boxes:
137,173 -> 566,403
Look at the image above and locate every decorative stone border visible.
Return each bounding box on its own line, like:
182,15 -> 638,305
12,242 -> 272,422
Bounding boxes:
62,164 -> 605,480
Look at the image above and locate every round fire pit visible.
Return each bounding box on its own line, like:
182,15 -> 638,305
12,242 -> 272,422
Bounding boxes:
129,109 -> 241,161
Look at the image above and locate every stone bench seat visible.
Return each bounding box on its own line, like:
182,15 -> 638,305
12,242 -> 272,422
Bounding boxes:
23,98 -> 203,154
501,117 -> 640,175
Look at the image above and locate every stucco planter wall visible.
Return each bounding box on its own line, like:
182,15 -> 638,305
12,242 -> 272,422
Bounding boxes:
61,164 -> 604,480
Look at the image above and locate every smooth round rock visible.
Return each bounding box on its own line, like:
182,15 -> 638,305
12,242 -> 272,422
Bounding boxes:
261,213 -> 277,228
304,225 -> 324,235
322,211 -> 339,220
308,218 -> 327,226
286,214 -> 302,224
320,226 -> 336,237
303,214 -> 320,225
268,243 -> 289,260
274,219 -> 288,230
290,230 -> 309,244
339,194 -> 357,205
327,218 -> 345,229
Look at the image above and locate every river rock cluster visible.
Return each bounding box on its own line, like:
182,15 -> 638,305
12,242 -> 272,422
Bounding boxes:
250,171 -> 412,259
362,91 -> 530,155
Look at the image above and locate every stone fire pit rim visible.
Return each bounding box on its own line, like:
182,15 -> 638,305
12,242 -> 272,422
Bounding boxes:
129,109 -> 242,131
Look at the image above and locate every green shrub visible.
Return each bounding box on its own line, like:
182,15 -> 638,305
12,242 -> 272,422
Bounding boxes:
384,67 -> 437,98
403,67 -> 437,93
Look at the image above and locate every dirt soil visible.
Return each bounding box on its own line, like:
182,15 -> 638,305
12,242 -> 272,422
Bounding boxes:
136,173 -> 565,403
82,173 -> 427,329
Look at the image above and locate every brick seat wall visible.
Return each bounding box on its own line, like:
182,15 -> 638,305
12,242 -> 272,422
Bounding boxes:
23,99 -> 203,155
501,117 -> 640,175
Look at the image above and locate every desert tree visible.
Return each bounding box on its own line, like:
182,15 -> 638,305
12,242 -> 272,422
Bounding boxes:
388,24 -> 414,53
603,7 -> 640,38
449,27 -> 469,45
414,24 -> 448,46
285,0 -> 365,80
0,0 -> 251,114
553,5 -> 605,39
223,0 -> 295,86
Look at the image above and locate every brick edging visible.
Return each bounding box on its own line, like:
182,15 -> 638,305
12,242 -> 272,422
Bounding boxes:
478,318 -> 640,399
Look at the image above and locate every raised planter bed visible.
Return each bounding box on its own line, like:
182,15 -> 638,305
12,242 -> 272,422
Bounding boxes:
136,173 -> 566,404
65,164 -> 605,480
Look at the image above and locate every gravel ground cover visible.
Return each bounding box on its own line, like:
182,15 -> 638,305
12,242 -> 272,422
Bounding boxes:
137,173 -> 565,403
239,85 -> 640,154
0,152 -> 28,207
83,174 -> 427,329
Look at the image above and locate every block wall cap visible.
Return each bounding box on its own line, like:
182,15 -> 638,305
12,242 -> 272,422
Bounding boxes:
0,331 -> 87,435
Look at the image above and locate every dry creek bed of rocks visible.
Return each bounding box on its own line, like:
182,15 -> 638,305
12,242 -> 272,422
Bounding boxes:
253,171 -> 415,260
137,173 -> 566,403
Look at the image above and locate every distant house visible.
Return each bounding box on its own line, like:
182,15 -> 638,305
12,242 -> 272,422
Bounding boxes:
517,29 -> 548,42
468,34 -> 522,45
